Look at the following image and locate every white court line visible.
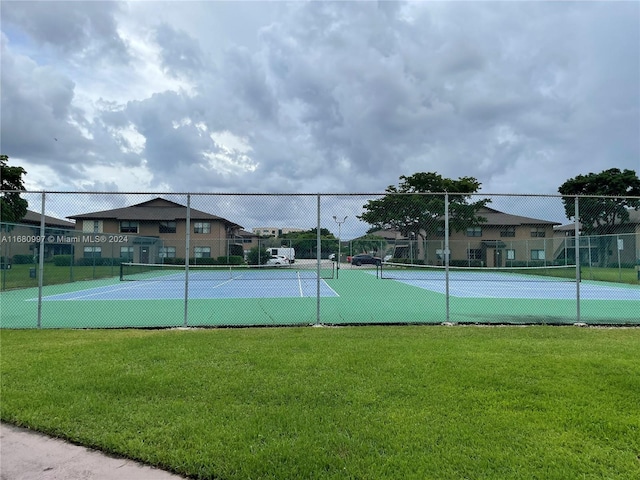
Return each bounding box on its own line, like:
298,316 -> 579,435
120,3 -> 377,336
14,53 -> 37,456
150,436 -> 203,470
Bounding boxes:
27,280 -> 158,301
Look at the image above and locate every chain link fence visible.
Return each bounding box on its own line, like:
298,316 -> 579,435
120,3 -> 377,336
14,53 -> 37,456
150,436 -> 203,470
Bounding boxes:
1,192 -> 638,328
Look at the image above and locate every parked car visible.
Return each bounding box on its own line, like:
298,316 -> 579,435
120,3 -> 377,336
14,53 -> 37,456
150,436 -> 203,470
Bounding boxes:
351,254 -> 382,266
266,255 -> 289,266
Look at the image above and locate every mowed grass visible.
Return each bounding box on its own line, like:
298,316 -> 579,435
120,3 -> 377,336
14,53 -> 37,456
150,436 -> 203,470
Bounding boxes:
581,266 -> 639,284
0,263 -> 119,290
1,326 -> 639,479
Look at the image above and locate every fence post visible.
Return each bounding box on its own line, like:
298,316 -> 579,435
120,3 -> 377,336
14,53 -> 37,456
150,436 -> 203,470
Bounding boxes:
575,196 -> 580,323
37,191 -> 46,329
183,194 -> 191,327
316,194 -> 321,325
444,193 -> 450,323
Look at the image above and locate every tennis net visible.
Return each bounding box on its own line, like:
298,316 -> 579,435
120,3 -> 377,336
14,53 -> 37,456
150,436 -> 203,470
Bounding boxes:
379,262 -> 579,282
120,261 -> 335,281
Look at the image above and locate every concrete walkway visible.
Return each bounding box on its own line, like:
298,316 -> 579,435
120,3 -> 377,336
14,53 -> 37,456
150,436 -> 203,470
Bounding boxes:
0,423 -> 186,480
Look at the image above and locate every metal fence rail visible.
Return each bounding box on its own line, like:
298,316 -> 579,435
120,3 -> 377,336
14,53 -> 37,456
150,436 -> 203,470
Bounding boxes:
1,192 -> 638,328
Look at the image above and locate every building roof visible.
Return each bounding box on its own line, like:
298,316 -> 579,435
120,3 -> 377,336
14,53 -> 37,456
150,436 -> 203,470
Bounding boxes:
20,210 -> 76,229
554,208 -> 640,231
371,207 -> 559,239
477,207 -> 560,226
67,198 -> 242,228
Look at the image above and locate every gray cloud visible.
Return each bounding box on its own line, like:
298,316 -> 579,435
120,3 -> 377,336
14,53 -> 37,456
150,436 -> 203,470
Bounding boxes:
1,0 -> 130,64
153,23 -> 205,78
1,0 -> 638,201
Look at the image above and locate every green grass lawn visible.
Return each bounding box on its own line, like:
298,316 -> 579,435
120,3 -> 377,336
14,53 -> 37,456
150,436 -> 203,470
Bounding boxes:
0,263 -> 119,290
1,326 -> 639,479
582,266 -> 639,284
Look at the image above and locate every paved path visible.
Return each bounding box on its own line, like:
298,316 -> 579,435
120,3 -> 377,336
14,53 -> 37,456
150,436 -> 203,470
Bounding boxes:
0,423 -> 186,480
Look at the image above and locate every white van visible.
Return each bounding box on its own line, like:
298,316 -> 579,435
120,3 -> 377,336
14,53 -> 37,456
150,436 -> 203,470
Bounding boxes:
267,247 -> 295,263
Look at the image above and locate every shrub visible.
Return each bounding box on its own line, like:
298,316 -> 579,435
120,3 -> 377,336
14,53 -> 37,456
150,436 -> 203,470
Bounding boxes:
12,254 -> 35,264
450,260 -> 483,267
53,255 -> 73,266
75,257 -> 122,267
189,257 -> 217,265
218,255 -> 243,265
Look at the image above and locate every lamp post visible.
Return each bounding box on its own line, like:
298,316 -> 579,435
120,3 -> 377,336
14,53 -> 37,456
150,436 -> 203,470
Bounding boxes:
410,232 -> 415,264
333,215 -> 347,278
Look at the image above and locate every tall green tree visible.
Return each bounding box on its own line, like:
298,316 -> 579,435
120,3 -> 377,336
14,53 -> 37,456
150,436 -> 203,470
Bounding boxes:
280,228 -> 337,259
558,168 -> 640,266
350,234 -> 387,256
1,155 -> 28,223
246,246 -> 270,265
359,172 -> 490,260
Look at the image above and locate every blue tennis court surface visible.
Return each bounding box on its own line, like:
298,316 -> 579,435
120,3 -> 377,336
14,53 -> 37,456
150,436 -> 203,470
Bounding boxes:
404,279 -> 637,300
368,272 -> 639,300
31,278 -> 339,301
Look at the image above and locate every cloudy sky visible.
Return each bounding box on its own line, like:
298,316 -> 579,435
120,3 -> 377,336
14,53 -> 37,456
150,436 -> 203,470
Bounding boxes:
1,1 -> 639,235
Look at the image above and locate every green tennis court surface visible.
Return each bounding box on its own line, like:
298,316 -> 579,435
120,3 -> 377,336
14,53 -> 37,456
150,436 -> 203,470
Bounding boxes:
1,267 -> 638,328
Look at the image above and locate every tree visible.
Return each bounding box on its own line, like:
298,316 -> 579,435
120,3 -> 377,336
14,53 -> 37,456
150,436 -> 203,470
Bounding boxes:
350,234 -> 387,256
280,228 -> 337,259
358,172 -> 490,260
558,168 -> 640,266
1,155 -> 28,223
246,246 -> 270,265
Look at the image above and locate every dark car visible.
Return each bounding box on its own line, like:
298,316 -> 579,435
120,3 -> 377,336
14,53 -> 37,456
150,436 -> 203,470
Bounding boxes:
351,254 -> 382,266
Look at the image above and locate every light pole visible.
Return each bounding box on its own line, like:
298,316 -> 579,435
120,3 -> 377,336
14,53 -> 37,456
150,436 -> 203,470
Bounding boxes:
410,232 -> 415,264
333,215 -> 347,278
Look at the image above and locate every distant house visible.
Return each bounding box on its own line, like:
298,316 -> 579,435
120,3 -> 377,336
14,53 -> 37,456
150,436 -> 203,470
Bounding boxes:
67,198 -> 244,263
372,207 -> 561,267
0,210 -> 76,261
252,227 -> 304,238
554,209 -> 640,266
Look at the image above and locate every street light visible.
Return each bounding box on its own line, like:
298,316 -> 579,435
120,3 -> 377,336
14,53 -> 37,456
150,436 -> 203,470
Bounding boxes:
333,215 -> 347,279
410,232 -> 415,264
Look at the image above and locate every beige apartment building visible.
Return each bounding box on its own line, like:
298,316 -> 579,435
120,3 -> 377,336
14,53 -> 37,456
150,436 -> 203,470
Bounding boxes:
0,210 -> 76,263
375,207 -> 561,267
67,198 -> 251,263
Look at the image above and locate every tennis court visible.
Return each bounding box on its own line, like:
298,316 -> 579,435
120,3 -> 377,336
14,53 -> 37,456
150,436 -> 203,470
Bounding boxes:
1,262 -> 638,328
375,263 -> 640,300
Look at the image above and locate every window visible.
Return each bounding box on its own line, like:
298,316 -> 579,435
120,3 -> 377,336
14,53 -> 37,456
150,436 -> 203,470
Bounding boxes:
530,227 -> 546,238
531,249 -> 545,260
159,247 -> 176,258
83,246 -> 102,258
83,220 -> 102,233
466,227 -> 482,237
120,246 -> 134,261
159,221 -> 177,233
436,227 -> 445,237
500,226 -> 516,237
194,246 -> 211,258
194,222 -> 211,234
467,249 -> 482,260
120,221 -> 138,233
506,249 -> 515,260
